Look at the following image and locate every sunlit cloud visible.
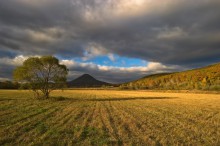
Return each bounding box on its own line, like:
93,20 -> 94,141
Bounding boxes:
82,43 -> 108,61
0,55 -> 29,66
0,77 -> 11,81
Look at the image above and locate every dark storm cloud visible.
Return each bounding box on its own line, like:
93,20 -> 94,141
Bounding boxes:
91,0 -> 220,66
0,63 -> 15,80
0,0 -> 87,57
0,0 -> 220,82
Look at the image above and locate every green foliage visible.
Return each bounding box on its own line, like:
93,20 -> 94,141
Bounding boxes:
120,63 -> 220,91
13,56 -> 68,99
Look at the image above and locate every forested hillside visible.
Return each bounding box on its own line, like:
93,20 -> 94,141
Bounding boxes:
120,63 -> 220,90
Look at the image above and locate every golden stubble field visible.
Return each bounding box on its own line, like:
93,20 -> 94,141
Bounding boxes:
0,90 -> 219,146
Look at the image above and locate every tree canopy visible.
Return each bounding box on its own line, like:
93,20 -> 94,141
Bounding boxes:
13,56 -> 68,99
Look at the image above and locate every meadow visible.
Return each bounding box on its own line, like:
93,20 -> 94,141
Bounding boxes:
0,90 -> 219,146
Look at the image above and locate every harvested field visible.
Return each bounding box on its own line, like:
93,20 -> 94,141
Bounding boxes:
0,90 -> 219,145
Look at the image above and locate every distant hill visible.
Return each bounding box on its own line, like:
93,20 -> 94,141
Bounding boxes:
120,63 -> 220,90
68,74 -> 111,88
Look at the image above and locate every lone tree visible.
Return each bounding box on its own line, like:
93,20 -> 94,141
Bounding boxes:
13,56 -> 68,99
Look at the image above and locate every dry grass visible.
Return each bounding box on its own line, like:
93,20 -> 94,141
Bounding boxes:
0,90 -> 219,145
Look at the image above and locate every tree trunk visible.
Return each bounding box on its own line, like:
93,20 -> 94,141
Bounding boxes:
45,91 -> 50,99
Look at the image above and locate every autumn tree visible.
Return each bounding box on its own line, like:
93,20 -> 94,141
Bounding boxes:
13,56 -> 68,99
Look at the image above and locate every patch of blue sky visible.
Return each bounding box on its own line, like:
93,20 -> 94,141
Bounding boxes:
74,54 -> 148,67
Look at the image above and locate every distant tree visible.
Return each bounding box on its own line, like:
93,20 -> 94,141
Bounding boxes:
13,56 -> 68,99
202,78 -> 207,89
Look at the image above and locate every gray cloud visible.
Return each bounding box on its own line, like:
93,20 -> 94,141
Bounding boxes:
0,0 -> 220,82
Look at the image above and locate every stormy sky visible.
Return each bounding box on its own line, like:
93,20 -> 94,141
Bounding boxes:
0,0 -> 220,83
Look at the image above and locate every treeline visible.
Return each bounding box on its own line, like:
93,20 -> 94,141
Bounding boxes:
0,81 -> 67,90
0,81 -> 20,89
0,81 -> 37,89
120,63 -> 220,91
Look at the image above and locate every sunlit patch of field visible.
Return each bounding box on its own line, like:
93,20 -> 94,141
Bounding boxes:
0,90 -> 219,145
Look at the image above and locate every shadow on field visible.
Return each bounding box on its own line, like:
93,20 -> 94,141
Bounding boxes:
87,97 -> 178,101
51,96 -> 178,102
0,98 -> 16,101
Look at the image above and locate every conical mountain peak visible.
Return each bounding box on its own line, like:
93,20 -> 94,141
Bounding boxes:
68,74 -> 111,87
